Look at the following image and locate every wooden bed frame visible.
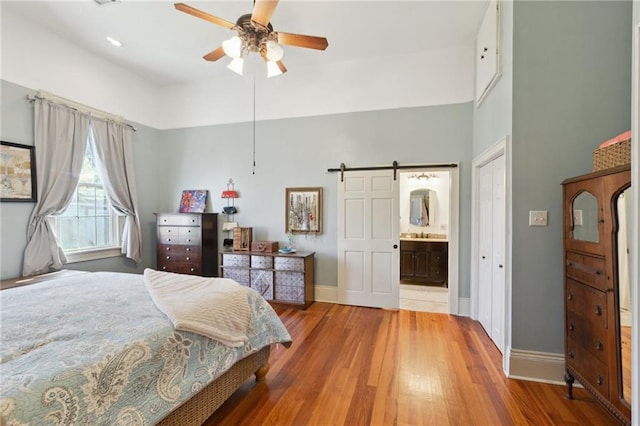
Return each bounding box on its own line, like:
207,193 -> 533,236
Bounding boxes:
1,270 -> 272,426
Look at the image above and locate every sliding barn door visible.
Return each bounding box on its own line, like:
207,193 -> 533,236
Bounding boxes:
337,170 -> 399,308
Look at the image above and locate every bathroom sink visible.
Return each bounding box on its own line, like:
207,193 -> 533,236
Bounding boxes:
400,233 -> 417,238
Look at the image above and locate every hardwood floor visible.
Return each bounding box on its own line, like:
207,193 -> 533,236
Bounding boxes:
205,303 -> 620,425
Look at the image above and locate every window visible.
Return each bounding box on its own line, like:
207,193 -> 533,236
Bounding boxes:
50,131 -> 123,262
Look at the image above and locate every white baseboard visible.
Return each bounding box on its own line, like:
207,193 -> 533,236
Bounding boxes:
508,348 -> 566,385
314,285 -> 470,317
457,297 -> 470,316
314,284 -> 338,303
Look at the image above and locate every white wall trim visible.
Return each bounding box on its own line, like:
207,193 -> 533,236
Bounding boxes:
314,284 -> 338,303
458,297 -> 471,317
470,135 -> 513,376
508,348 -> 566,385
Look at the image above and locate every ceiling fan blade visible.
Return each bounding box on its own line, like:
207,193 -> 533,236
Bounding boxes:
203,46 -> 226,62
174,3 -> 235,29
252,0 -> 279,27
276,61 -> 287,74
277,32 -> 328,50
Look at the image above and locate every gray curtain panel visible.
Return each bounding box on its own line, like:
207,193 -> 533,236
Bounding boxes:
91,119 -> 142,263
22,100 -> 89,276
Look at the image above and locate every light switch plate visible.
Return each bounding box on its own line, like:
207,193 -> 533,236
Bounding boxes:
529,210 -> 548,226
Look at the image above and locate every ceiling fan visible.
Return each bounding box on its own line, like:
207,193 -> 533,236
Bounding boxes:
174,1 -> 329,77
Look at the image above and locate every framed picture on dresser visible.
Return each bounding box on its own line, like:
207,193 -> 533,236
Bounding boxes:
179,189 -> 208,213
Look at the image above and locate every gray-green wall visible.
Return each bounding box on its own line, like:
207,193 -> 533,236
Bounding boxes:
0,80 -> 161,278
510,1 -> 632,353
1,80 -> 474,292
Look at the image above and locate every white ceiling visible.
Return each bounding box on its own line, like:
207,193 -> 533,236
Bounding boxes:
3,0 -> 489,87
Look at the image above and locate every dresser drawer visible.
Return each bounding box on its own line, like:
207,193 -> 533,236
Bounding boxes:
566,311 -> 607,362
566,279 -> 608,329
222,267 -> 250,286
157,261 -> 201,275
567,337 -> 610,397
158,245 -> 200,256
251,255 -> 273,269
274,256 -> 304,271
565,251 -> 607,291
158,250 -> 201,265
251,270 -> 274,300
157,214 -> 201,226
222,254 -> 250,267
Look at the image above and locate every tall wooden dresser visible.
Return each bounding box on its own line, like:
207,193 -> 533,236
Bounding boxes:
155,213 -> 218,277
562,164 -> 631,425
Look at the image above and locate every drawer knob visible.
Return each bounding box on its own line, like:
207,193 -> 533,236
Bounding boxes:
190,268 -> 195,272
186,248 -> 191,252
187,239 -> 192,242
568,322 -> 574,331
596,341 -> 603,350
188,229 -> 192,233
162,266 -> 166,270
597,375 -> 604,385
166,238 -> 172,242
166,247 -> 171,251
569,351 -> 575,359
186,257 -> 191,261
567,293 -> 574,301
167,229 -> 171,233
166,256 -> 171,260
595,305 -> 602,316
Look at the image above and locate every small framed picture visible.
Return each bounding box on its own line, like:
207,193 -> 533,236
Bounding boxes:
1,141 -> 37,202
179,190 -> 208,213
285,187 -> 322,234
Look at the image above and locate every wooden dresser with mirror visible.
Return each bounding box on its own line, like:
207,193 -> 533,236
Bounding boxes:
562,164 -> 631,425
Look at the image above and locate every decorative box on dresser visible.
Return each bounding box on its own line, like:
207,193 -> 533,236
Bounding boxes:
220,251 -> 314,309
155,213 -> 218,277
562,164 -> 631,425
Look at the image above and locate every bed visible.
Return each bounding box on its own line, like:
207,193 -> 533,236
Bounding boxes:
0,270 -> 292,425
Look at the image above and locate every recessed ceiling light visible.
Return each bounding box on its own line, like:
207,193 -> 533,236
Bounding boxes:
106,36 -> 123,47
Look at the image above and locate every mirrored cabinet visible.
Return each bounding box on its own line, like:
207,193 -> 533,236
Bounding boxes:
562,164 -> 631,425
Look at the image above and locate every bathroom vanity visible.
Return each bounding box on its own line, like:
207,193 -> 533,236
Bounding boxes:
400,237 -> 448,286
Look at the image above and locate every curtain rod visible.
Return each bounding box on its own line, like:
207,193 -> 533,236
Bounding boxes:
26,92 -> 137,132
327,161 -> 458,182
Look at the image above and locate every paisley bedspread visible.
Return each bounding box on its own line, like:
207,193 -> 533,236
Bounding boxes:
0,271 -> 292,425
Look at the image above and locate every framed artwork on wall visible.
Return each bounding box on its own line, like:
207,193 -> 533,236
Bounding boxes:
0,141 -> 37,202
179,189 -> 208,213
285,187 -> 322,234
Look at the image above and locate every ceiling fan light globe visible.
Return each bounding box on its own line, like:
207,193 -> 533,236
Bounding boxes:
227,57 -> 244,75
266,60 -> 283,78
265,40 -> 284,62
222,36 -> 243,58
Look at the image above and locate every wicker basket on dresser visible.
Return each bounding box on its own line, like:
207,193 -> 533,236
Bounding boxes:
155,213 -> 218,277
561,164 -> 631,425
220,250 -> 314,309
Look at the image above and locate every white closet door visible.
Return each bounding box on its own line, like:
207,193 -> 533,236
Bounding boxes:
478,161 -> 494,334
477,154 -> 506,354
490,154 -> 506,353
337,170 -> 399,308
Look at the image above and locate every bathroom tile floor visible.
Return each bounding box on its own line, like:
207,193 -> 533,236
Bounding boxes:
399,283 -> 448,314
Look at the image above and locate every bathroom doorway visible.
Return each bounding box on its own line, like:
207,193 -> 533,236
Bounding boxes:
398,168 -> 459,314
